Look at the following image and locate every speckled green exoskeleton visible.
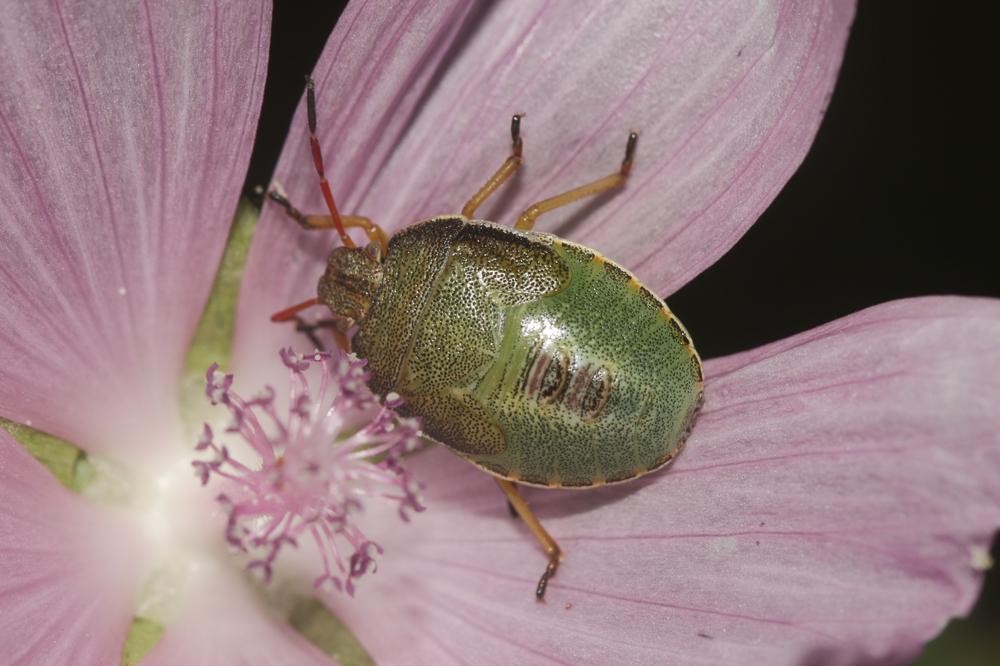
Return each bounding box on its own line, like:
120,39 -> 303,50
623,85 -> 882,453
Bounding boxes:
269,79 -> 703,599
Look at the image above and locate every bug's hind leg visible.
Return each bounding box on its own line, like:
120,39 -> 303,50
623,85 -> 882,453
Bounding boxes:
462,114 -> 525,218
514,131 -> 638,231
267,189 -> 389,257
495,478 -> 562,601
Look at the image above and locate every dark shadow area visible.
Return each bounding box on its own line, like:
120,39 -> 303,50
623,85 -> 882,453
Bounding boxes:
669,2 -> 998,359
241,1 -> 349,204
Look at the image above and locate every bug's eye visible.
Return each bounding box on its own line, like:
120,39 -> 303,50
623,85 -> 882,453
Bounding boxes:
538,347 -> 570,405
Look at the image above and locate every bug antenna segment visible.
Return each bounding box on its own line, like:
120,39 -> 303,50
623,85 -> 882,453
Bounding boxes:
304,76 -> 355,249
305,75 -> 318,134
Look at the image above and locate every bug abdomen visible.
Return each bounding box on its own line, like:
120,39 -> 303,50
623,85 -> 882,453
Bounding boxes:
472,237 -> 703,487
516,341 -> 614,421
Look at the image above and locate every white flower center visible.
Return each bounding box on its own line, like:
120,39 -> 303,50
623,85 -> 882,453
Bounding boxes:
80,348 -> 424,624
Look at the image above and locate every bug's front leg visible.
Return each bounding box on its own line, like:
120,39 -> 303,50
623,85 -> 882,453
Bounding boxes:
291,316 -> 350,353
495,478 -> 562,601
267,189 -> 389,257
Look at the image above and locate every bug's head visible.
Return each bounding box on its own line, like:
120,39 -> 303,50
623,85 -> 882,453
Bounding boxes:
317,244 -> 384,325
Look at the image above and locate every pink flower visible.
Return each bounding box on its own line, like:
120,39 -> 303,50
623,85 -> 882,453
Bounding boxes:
195,351 -> 424,594
1,2 -> 998,666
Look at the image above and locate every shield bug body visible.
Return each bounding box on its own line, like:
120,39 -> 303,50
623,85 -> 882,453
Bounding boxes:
271,79 -> 703,599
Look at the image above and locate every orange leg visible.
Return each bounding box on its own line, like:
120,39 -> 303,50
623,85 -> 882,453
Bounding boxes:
267,190 -> 389,258
461,114 -> 525,218
271,297 -> 320,323
514,131 -> 638,231
495,478 -> 562,601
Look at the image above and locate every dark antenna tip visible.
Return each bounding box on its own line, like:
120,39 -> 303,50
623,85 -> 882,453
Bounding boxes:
305,76 -> 318,134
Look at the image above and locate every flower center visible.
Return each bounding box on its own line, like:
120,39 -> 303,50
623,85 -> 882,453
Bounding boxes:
193,348 -> 424,595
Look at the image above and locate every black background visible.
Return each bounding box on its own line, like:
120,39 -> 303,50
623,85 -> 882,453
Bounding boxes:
244,2 -> 999,660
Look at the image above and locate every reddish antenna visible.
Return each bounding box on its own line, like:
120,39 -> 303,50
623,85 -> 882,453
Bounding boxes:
305,76 -> 355,249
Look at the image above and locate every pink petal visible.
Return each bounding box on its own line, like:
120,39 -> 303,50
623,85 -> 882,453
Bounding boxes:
0,430 -> 149,664
141,568 -> 333,666
324,297 -> 1000,665
0,1 -> 270,465
235,0 -> 853,373
233,0 -> 476,384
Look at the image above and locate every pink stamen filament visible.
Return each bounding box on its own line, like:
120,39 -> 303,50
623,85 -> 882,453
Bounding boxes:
194,349 -> 424,594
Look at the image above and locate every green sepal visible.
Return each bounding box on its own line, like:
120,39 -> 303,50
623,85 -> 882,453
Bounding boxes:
0,417 -> 87,492
179,199 -> 259,427
3,201 -> 376,663
289,596 -> 375,665
184,198 -> 259,375
176,200 -> 375,662
119,616 -> 165,666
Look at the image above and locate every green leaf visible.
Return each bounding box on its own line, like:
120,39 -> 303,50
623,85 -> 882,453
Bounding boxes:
119,616 -> 165,666
289,596 -> 375,666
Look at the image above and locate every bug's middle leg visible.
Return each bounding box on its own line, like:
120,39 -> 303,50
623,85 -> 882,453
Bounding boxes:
514,131 -> 638,231
267,189 -> 390,257
461,113 -> 525,218
495,478 -> 562,601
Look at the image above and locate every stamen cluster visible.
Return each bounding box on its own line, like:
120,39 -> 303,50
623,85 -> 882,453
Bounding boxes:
194,348 -> 423,595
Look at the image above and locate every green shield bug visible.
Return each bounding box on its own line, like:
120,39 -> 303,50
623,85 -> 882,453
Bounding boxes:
269,78 -> 704,600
